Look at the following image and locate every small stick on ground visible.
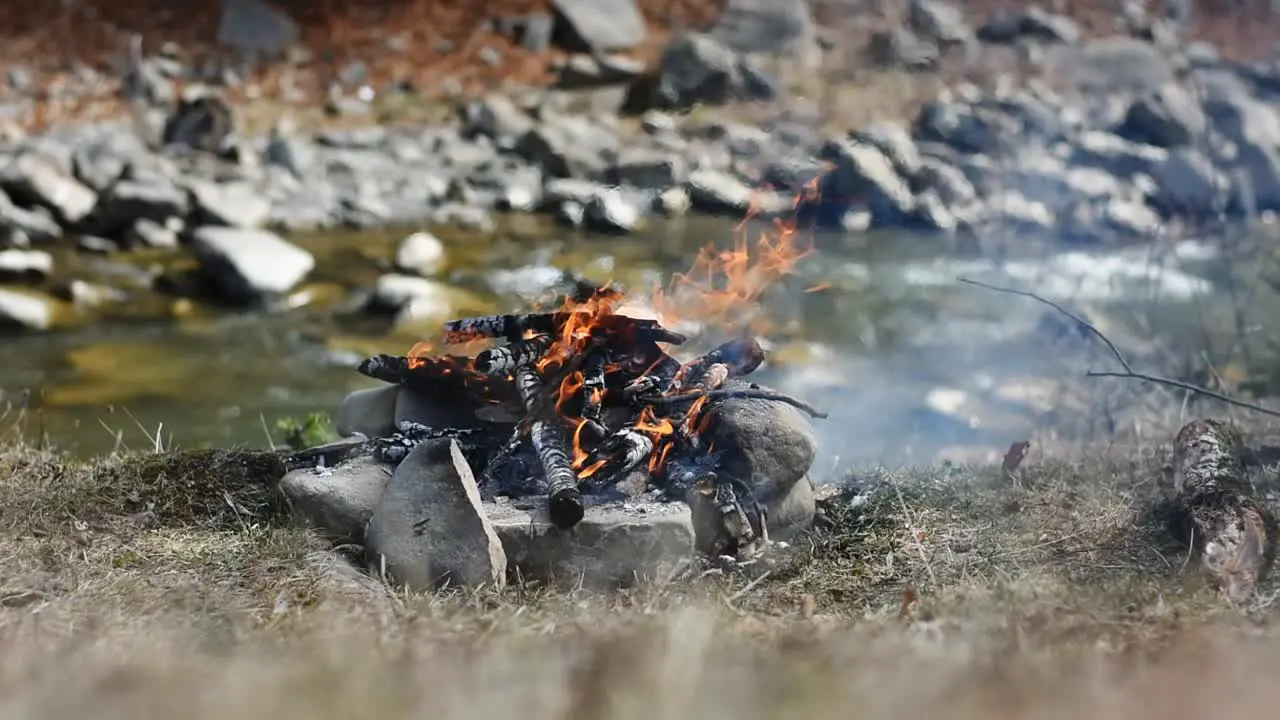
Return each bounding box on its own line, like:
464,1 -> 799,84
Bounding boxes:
652,388 -> 829,419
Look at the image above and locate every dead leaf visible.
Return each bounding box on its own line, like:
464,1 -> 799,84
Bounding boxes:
1002,440 -> 1031,478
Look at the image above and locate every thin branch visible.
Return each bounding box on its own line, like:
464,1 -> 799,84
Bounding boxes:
956,277 -> 1134,373
651,389 -> 829,419
957,276 -> 1280,419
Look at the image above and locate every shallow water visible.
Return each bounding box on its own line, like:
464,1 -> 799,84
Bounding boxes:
0,213 -> 1258,474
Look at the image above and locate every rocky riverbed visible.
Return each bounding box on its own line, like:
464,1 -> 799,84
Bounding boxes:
2,0 -> 1280,465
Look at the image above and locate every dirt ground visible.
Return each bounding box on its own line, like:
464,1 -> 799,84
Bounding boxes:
2,419 -> 1280,719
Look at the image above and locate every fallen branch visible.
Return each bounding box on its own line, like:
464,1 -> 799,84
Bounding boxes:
956,276 -> 1280,419
1169,419 -> 1276,606
651,388 -> 829,419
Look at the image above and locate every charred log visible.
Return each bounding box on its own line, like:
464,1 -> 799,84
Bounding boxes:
672,337 -> 765,391
580,352 -> 607,421
444,312 -> 687,346
1169,419 -> 1277,606
473,334 -> 554,375
515,365 -> 584,529
689,475 -> 768,560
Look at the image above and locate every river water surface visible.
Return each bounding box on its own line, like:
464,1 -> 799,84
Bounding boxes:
0,214 -> 1264,476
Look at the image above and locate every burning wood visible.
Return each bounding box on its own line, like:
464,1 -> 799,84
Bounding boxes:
350,295 -> 826,540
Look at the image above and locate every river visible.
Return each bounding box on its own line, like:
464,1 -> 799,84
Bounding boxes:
0,213 -> 1262,476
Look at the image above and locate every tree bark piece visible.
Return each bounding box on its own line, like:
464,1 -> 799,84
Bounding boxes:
1171,419 -> 1277,606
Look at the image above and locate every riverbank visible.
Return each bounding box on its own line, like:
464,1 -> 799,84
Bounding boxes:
0,432 -> 1277,718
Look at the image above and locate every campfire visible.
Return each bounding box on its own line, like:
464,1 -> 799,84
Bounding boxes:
348,193 -> 828,554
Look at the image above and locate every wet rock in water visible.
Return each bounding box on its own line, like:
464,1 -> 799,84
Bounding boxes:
0,288 -> 54,331
187,179 -> 272,228
0,150 -> 97,224
550,0 -> 647,53
0,248 -> 52,281
817,138 -> 916,228
582,188 -> 641,233
704,379 -> 818,503
367,274 -> 455,317
280,455 -> 392,541
685,168 -> 754,215
366,438 -> 507,592
653,186 -> 692,216
610,149 -> 687,189
430,203 -> 494,232
336,385 -> 400,439
394,231 -> 446,276
488,497 -> 693,587
124,218 -> 179,249
189,226 -> 315,303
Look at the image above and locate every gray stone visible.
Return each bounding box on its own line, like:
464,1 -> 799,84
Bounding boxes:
94,178 -> 189,231
0,288 -> 53,331
124,217 -> 179,249
653,186 -> 691,216
189,226 -> 315,302
610,149 -> 687,188
852,121 -> 923,178
818,139 -> 916,227
709,0 -> 817,60
462,94 -> 536,143
551,0 -> 647,53
911,156 -> 977,207
704,379 -> 818,503
280,455 -> 392,541
1117,84 -> 1206,148
336,385 -> 400,439
1150,149 -> 1226,217
218,0 -> 299,58
0,249 -> 52,281
488,497 -> 693,587
977,7 -> 1080,45
394,387 -> 486,431
0,150 -> 97,224
868,27 -> 939,72
768,474 -> 817,540
188,179 -> 272,228
71,133 -> 150,193
430,203 -> 495,232
0,192 -> 60,243
685,168 -> 754,215
368,274 -> 454,315
394,231 -> 447,276
582,188 -> 641,234
1069,131 -> 1168,178
908,0 -> 973,47
515,117 -> 618,178
646,33 -> 777,110
366,438 -> 507,592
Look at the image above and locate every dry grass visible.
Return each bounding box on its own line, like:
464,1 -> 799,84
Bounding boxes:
3,430 -> 1280,719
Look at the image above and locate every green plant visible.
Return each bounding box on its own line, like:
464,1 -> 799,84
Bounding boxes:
276,412 -> 338,451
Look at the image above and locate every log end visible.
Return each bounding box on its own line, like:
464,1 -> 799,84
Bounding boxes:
549,487 -> 585,530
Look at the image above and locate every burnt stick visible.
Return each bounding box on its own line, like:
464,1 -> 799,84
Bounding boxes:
672,337 -> 765,391
652,388 -> 829,419
514,365 -> 585,529
580,351 -> 606,421
585,427 -> 655,478
443,312 -> 687,346
473,334 -> 554,375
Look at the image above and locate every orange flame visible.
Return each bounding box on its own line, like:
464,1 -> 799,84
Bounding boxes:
651,177 -> 819,336
635,407 -> 674,437
557,371 -> 585,417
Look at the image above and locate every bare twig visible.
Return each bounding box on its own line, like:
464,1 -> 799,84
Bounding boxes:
652,389 -> 829,419
957,276 -> 1280,419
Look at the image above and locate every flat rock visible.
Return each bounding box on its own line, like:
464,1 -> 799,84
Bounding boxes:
188,179 -> 272,228
0,248 -> 52,281
0,150 -> 97,224
551,0 -> 646,53
0,288 -> 54,331
337,385 -> 400,439
189,226 -> 315,303
704,378 -> 818,503
488,497 -> 693,587
366,438 -> 507,592
280,455 -> 392,541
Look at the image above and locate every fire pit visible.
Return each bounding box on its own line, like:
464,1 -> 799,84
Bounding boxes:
351,282 -> 825,540
282,204 -> 828,590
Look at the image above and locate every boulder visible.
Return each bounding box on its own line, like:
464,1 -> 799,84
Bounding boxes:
366,438 -> 507,592
636,33 -> 777,111
336,385 -> 400,439
189,226 -> 315,303
1116,84 -> 1206,148
488,497 -> 693,587
703,379 -> 818,504
0,150 -> 97,225
551,0 -> 647,53
280,455 -> 392,541
394,231 -> 447,276
768,474 -> 817,540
